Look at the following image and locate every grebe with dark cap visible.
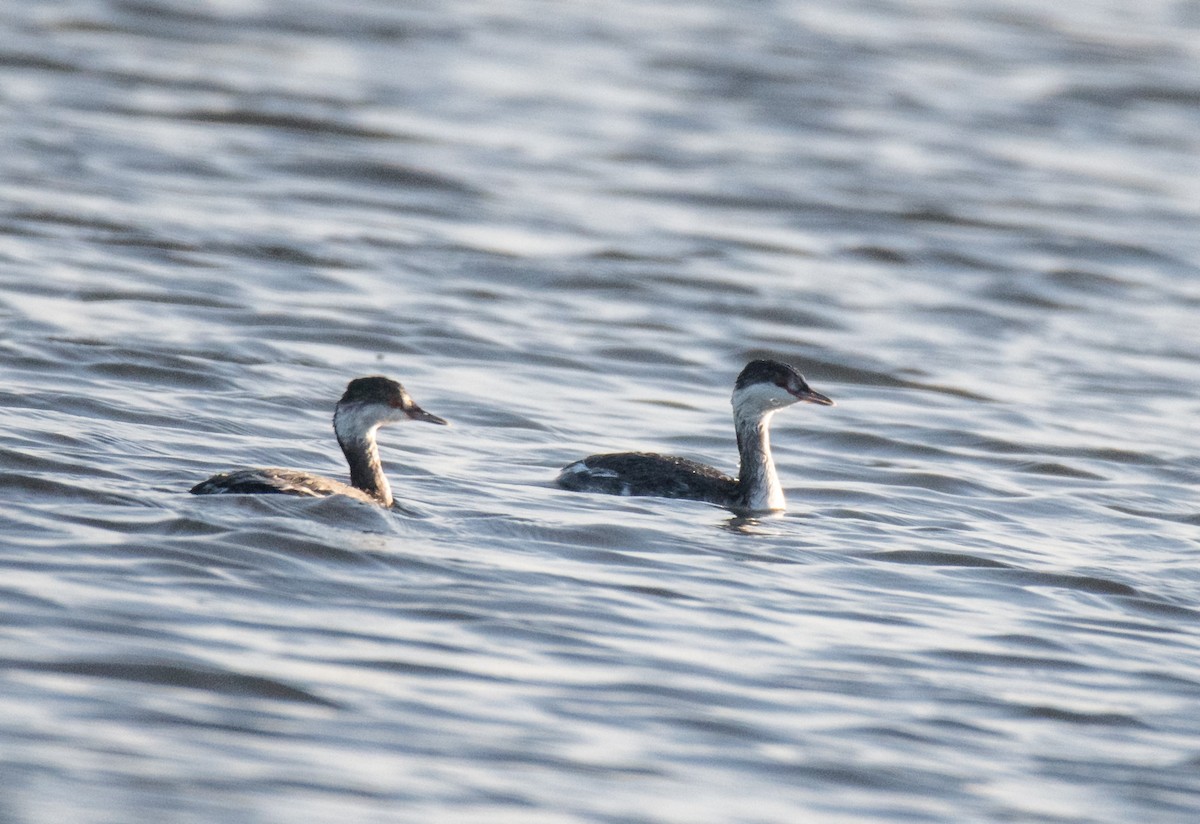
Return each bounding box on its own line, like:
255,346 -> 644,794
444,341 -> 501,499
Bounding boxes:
191,376 -> 447,507
556,360 -> 833,512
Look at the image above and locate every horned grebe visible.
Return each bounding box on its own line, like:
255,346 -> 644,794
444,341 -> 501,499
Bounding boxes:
556,360 -> 833,513
190,376 -> 446,507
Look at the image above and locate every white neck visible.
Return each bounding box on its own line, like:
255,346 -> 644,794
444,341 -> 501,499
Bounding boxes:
730,382 -> 799,512
334,404 -> 395,506
734,409 -> 785,511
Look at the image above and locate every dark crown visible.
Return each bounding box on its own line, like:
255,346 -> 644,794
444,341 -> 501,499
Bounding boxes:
734,359 -> 803,391
340,376 -> 408,407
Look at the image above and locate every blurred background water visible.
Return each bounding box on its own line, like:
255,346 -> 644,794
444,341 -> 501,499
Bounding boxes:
2,1 -> 1199,822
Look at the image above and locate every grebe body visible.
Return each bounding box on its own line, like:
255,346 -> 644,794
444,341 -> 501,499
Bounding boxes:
191,376 -> 446,508
557,360 -> 832,513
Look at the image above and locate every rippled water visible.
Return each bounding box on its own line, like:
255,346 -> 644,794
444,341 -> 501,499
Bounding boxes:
3,1 -> 1200,822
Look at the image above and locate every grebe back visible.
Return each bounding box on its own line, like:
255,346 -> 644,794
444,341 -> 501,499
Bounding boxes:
191,376 -> 447,507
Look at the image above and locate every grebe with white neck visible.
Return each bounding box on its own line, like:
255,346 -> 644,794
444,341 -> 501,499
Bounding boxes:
190,376 -> 447,507
556,360 -> 833,513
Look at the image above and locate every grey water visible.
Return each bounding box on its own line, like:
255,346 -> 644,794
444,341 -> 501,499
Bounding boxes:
2,0 -> 1199,822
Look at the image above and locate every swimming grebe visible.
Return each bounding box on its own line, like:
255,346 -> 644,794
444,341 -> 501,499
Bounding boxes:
190,376 -> 446,507
556,360 -> 833,512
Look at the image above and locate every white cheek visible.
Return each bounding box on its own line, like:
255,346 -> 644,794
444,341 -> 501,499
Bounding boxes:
735,383 -> 796,413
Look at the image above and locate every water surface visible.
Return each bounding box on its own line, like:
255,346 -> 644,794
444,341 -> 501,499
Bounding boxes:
2,1 -> 1199,822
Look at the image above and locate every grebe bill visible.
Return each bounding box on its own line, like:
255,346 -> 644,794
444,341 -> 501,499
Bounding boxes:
556,360 -> 833,512
190,376 -> 447,508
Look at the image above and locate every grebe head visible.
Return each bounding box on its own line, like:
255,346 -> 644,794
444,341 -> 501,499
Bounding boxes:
732,360 -> 834,418
334,376 -> 447,440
